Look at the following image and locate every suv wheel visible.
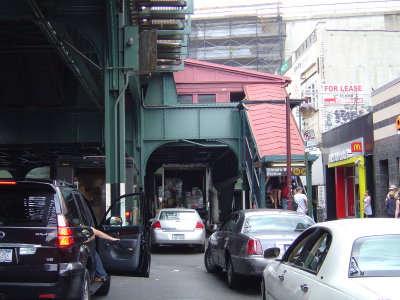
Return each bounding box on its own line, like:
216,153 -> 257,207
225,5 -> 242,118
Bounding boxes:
79,269 -> 91,300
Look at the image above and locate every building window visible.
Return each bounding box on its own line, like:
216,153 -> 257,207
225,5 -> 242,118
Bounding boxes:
230,92 -> 245,103
198,94 -> 216,104
178,95 -> 193,104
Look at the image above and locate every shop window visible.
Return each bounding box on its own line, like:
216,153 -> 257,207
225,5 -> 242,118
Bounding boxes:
230,92 -> 245,103
178,95 -> 193,104
198,94 -> 216,104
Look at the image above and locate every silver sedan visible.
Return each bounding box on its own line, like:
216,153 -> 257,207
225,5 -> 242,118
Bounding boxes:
204,209 -> 315,289
150,208 -> 206,252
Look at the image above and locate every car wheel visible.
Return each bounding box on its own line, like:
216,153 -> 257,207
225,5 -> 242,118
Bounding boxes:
139,253 -> 151,278
150,240 -> 158,253
261,279 -> 267,300
94,276 -> 111,296
197,243 -> 205,253
204,247 -> 222,273
226,255 -> 240,289
77,269 -> 91,300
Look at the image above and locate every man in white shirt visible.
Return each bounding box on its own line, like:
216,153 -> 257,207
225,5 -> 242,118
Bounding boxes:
294,187 -> 308,214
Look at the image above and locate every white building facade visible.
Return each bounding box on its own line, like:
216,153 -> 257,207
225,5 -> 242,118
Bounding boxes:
281,11 -> 400,215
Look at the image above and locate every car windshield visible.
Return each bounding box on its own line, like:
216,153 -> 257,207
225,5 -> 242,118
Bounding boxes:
159,211 -> 198,221
242,214 -> 314,233
349,235 -> 400,277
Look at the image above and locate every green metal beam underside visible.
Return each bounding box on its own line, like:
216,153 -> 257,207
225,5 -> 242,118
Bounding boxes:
0,111 -> 103,144
141,139 -> 239,176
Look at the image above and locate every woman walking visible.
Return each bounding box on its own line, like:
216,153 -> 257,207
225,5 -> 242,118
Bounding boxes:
363,190 -> 372,218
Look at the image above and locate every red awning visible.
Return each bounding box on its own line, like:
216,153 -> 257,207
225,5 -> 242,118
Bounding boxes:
244,84 -> 305,158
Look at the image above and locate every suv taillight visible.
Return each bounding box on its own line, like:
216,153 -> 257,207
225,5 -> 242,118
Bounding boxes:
0,181 -> 16,185
245,238 -> 262,255
57,214 -> 74,247
152,221 -> 161,229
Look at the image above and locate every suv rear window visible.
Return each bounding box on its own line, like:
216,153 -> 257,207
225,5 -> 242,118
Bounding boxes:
0,184 -> 57,227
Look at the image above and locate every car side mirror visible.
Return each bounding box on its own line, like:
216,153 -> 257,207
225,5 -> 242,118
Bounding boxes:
264,247 -> 280,259
109,216 -> 123,226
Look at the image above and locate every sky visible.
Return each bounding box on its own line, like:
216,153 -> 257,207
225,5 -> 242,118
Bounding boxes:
193,0 -> 399,17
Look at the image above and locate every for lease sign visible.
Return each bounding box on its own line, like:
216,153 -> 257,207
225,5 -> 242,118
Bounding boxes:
322,84 -> 365,105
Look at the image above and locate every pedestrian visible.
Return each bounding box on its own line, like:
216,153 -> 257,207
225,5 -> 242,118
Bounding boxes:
266,177 -> 281,209
385,191 -> 397,218
394,189 -> 400,218
293,186 -> 308,214
385,185 -> 397,202
281,181 -> 289,210
91,227 -> 120,282
363,190 -> 372,218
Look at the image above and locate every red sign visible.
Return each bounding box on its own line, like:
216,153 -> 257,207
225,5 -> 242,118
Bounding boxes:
351,142 -> 362,152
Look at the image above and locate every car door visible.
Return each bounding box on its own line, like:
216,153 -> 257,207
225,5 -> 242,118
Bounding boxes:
266,228 -> 353,300
97,192 -> 151,277
214,213 -> 240,266
265,228 -> 317,300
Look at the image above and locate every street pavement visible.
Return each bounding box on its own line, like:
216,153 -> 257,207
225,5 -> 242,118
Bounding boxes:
95,246 -> 261,300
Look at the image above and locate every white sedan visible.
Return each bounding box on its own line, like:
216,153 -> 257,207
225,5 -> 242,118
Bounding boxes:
262,218 -> 400,300
150,208 -> 206,252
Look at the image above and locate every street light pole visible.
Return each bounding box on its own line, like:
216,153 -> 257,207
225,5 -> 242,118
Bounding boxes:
286,96 -> 292,210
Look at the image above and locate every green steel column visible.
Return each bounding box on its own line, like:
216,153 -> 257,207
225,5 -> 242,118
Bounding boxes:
105,0 -> 127,198
259,164 -> 266,208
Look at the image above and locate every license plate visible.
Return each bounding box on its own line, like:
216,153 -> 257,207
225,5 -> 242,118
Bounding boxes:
172,234 -> 184,240
0,249 -> 12,263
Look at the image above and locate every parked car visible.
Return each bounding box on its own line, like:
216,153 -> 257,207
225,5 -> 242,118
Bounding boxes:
262,218 -> 400,300
204,209 -> 315,288
0,179 -> 150,300
150,208 -> 206,252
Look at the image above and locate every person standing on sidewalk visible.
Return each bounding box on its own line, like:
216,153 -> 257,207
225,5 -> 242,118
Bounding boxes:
363,190 -> 372,218
281,181 -> 289,210
293,187 -> 308,214
385,191 -> 397,218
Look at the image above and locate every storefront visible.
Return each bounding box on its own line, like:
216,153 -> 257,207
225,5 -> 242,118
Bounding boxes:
322,113 -> 374,220
327,140 -> 366,218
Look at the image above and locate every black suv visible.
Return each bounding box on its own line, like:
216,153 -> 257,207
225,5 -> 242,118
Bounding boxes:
0,179 -> 150,299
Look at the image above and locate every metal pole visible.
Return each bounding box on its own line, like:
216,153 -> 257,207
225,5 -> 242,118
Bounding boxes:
306,153 -> 313,218
286,96 -> 292,210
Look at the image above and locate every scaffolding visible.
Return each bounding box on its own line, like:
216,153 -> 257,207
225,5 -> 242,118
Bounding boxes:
188,11 -> 285,74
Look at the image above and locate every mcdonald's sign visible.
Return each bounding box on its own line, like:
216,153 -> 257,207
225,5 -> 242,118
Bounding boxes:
351,142 -> 362,152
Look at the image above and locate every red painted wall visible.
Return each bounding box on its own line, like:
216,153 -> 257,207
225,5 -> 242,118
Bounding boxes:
335,167 -> 346,219
346,167 -> 355,217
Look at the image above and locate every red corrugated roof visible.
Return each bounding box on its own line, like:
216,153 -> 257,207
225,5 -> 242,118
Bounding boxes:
244,84 -> 286,101
244,84 -> 305,158
180,59 -> 291,83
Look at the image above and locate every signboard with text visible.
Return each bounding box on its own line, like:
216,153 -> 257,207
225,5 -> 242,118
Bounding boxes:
321,83 -> 371,132
267,167 -> 306,177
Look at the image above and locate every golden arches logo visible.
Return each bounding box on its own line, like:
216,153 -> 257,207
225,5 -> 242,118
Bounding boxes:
351,142 -> 362,152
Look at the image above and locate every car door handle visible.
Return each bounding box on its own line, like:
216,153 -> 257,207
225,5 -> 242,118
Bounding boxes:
300,284 -> 309,293
278,274 -> 285,281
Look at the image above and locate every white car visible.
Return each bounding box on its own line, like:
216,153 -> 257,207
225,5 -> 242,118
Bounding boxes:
150,208 -> 206,252
262,218 -> 400,300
